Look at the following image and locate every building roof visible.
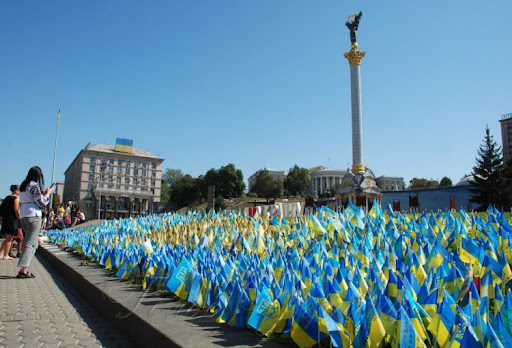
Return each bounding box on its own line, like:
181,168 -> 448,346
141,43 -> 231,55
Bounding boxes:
500,112 -> 512,122
65,143 -> 163,175
84,143 -> 162,159
310,166 -> 346,174
377,176 -> 404,180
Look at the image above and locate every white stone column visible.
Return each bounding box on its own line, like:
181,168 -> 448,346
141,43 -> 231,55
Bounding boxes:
344,46 -> 366,174
350,64 -> 363,167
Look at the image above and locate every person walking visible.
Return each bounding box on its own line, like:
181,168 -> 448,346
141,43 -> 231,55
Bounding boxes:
17,166 -> 52,278
0,185 -> 21,260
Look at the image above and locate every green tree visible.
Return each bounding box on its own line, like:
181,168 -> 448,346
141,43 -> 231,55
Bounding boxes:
251,170 -> 283,202
203,164 -> 245,199
214,195 -> 227,211
283,165 -> 310,196
52,193 -> 61,211
160,183 -> 170,204
470,127 -> 503,211
163,168 -> 184,188
439,177 -> 453,187
169,174 -> 202,209
409,178 -> 439,189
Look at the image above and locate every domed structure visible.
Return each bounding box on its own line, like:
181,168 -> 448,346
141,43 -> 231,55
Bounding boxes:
309,166 -> 347,195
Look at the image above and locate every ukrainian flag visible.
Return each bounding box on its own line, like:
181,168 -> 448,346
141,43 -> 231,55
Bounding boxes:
247,287 -> 281,336
291,299 -> 318,348
318,306 -> 350,348
427,291 -> 456,347
165,257 -> 193,300
399,306 -> 427,348
366,299 -> 386,348
460,238 -> 482,265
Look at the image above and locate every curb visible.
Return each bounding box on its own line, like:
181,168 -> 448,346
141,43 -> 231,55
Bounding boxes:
38,245 -> 180,348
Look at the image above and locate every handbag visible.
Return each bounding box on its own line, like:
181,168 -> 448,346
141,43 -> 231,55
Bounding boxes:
16,227 -> 23,240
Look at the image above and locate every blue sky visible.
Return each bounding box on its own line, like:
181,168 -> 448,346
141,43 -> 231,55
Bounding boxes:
0,1 -> 510,196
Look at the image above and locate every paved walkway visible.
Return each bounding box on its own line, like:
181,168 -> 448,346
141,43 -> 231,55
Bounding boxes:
0,246 -> 131,347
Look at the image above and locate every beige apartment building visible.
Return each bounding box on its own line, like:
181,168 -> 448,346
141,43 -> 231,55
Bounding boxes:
63,142 -> 164,220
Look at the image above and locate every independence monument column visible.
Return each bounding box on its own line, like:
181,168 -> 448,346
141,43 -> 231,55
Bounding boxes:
344,11 -> 366,177
339,11 -> 381,208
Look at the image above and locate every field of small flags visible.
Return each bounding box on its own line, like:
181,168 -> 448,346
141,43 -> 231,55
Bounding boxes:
47,202 -> 512,347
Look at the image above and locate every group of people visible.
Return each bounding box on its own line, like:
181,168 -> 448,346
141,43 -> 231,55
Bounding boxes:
0,166 -> 59,278
48,202 -> 85,230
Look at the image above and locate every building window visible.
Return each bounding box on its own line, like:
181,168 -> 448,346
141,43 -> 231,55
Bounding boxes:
89,164 -> 96,172
133,178 -> 139,185
88,173 -> 94,181
142,162 -> 147,168
125,168 -> 130,175
134,168 -> 139,176
125,177 -> 130,184
151,162 -> 156,169
90,156 -> 96,163
142,169 -> 146,177
126,160 -> 131,167
134,161 -> 140,168
151,171 -> 155,178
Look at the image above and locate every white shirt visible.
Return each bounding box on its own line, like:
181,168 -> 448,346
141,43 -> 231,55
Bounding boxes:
19,181 -> 50,218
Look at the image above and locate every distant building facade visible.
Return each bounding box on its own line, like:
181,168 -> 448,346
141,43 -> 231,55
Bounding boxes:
376,176 -> 405,191
55,181 -> 64,202
381,177 -> 473,211
248,168 -> 287,192
500,113 -> 512,163
63,141 -> 164,220
309,166 -> 346,195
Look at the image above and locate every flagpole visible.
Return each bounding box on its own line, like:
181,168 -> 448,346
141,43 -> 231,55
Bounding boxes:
49,109 -> 61,213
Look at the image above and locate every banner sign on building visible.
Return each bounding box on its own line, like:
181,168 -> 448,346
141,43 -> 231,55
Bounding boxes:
115,138 -> 134,154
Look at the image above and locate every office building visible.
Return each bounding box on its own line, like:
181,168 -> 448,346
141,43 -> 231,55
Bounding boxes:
500,113 -> 512,163
63,139 -> 164,220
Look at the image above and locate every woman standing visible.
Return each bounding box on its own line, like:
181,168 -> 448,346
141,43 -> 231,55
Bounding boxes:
17,166 -> 52,278
0,185 -> 21,260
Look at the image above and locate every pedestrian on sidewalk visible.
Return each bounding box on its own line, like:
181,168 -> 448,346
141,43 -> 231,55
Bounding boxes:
0,185 -> 21,260
17,166 -> 52,278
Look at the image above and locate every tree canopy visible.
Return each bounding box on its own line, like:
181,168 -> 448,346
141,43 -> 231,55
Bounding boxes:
250,170 -> 283,202
283,165 -> 310,196
439,177 -> 453,187
408,178 -> 439,189
162,164 -> 244,211
203,164 -> 245,199
470,127 -> 503,210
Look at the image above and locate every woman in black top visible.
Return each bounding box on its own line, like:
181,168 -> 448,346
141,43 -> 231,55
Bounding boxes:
0,185 -> 21,260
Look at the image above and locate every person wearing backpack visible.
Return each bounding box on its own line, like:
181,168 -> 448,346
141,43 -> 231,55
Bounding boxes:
17,166 -> 52,278
0,185 -> 21,260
